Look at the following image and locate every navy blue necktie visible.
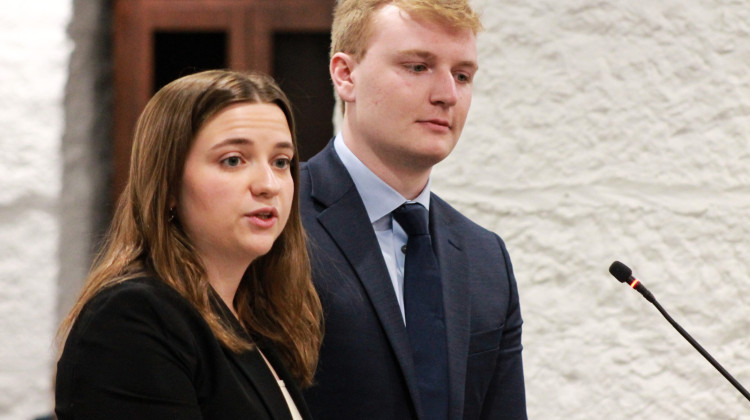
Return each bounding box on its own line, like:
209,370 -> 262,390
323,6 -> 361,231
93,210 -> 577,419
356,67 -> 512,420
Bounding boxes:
393,203 -> 449,420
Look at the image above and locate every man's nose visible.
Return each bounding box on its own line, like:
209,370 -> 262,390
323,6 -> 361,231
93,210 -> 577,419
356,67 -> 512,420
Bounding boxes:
430,70 -> 458,107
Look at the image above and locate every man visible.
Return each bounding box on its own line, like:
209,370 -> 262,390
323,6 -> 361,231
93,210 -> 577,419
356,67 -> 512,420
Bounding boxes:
300,0 -> 527,419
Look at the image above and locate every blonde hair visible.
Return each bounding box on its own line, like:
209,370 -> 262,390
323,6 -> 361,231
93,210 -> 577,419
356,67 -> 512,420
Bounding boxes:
330,0 -> 483,62
57,70 -> 323,387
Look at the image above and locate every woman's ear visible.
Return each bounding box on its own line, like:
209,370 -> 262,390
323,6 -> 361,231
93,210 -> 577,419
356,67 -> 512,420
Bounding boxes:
168,195 -> 177,211
330,52 -> 357,103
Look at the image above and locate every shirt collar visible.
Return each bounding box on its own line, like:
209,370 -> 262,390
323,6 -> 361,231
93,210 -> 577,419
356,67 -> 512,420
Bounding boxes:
333,133 -> 431,223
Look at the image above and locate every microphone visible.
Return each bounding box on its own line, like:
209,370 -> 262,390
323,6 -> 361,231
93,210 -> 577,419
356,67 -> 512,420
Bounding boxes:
608,261 -> 655,303
608,261 -> 750,403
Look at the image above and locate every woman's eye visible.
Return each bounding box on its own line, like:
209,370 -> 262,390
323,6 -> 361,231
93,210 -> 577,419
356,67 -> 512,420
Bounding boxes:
273,157 -> 291,169
222,156 -> 242,167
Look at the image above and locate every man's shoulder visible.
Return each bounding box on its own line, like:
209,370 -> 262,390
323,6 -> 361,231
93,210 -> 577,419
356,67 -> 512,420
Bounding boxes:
299,145 -> 357,208
430,193 -> 499,239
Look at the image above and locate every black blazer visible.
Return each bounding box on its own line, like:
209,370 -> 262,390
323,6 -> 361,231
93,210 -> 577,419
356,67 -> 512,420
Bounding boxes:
300,142 -> 527,420
55,276 -> 312,420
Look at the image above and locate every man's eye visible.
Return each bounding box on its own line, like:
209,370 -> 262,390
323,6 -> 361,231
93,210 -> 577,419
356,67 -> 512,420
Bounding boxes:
407,64 -> 427,72
455,73 -> 472,83
222,156 -> 242,167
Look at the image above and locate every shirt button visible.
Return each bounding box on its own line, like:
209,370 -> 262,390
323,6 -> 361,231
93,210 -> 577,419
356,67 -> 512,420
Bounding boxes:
401,245 -> 407,254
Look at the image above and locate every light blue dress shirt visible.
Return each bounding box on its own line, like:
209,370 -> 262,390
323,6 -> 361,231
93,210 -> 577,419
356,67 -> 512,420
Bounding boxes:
333,133 -> 431,322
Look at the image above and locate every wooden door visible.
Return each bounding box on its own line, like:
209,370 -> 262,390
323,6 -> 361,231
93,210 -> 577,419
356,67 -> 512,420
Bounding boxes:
112,0 -> 336,201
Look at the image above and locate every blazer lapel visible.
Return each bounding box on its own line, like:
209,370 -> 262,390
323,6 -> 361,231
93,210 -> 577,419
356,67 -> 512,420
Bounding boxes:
430,196 -> 471,420
306,143 -> 425,416
225,349 -> 293,420
212,296 -> 292,420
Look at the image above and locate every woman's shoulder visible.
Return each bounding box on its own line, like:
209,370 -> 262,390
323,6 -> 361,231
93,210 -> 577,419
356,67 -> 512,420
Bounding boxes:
88,276 -> 187,306
56,278 -> 229,417
83,276 -> 193,317
67,276 -> 209,349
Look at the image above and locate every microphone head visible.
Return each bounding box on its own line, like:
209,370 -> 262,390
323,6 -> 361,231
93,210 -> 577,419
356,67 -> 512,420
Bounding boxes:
609,261 -> 633,283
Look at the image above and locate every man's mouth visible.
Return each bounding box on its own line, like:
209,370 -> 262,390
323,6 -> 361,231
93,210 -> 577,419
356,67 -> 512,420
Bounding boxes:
420,119 -> 451,128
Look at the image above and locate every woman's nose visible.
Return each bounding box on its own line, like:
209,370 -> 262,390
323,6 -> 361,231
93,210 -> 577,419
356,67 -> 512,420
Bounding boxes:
249,163 -> 281,197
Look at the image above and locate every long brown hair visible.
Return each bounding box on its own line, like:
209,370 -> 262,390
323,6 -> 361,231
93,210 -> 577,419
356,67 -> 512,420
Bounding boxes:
57,70 -> 322,386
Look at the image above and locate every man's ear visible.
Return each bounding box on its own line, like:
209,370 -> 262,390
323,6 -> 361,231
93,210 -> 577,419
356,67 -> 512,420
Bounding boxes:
330,52 -> 356,103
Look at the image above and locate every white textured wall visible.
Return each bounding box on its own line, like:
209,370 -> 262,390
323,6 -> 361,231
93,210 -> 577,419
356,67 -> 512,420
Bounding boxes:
434,1 -> 750,418
0,2 -> 72,420
60,0 -> 113,327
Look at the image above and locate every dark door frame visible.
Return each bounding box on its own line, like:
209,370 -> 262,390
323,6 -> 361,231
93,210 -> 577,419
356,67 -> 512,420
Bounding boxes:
112,0 -> 335,201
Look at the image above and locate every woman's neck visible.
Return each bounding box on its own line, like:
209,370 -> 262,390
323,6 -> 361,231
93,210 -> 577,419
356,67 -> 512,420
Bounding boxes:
201,254 -> 250,319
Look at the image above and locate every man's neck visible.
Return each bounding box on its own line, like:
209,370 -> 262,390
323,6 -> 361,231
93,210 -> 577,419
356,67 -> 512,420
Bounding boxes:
341,127 -> 431,201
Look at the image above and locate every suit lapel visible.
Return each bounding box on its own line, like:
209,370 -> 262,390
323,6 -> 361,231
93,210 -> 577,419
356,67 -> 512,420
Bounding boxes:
306,143 -> 424,416
430,197 -> 471,420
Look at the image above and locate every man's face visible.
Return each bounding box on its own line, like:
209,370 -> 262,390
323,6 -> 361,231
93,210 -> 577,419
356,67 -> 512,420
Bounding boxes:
344,5 -> 478,177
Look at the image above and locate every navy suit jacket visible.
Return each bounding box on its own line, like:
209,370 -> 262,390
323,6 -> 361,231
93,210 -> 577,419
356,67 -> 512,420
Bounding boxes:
300,142 -> 527,420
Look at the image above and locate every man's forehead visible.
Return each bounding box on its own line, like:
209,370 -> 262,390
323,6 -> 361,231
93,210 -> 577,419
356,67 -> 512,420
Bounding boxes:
366,5 -> 477,55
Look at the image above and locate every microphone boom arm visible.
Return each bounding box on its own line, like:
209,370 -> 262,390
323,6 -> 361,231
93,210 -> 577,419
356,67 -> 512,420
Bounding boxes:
608,261 -> 750,403
649,295 -> 750,402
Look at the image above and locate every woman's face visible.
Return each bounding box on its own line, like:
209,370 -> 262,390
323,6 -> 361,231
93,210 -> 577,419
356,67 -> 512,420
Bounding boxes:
176,102 -> 295,270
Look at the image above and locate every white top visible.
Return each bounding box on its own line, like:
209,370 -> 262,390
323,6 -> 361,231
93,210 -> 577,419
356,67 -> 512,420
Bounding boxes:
278,379 -> 303,420
258,349 -> 303,420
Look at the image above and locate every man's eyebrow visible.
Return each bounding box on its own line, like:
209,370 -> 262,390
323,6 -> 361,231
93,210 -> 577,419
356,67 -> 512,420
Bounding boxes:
396,49 -> 436,60
457,60 -> 479,72
396,49 -> 478,71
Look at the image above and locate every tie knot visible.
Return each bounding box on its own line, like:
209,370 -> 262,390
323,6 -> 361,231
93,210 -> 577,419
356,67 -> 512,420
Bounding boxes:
392,203 -> 429,236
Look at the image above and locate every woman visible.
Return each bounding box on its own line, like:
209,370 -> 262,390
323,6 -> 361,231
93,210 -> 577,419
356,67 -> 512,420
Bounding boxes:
55,70 -> 322,419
